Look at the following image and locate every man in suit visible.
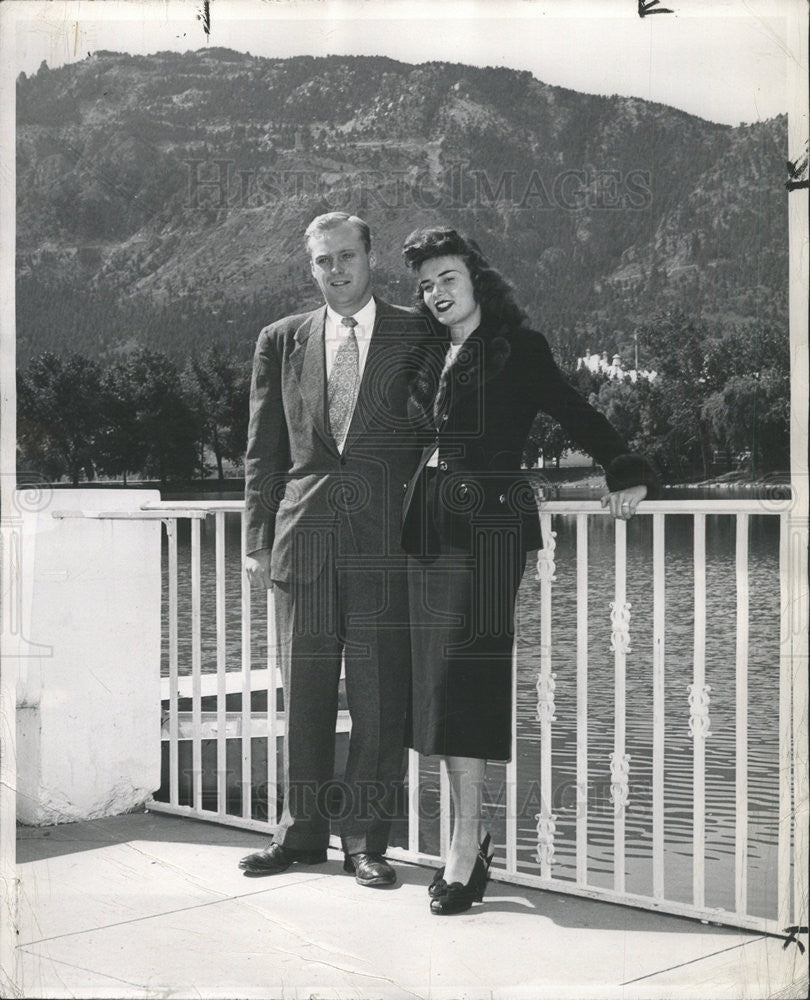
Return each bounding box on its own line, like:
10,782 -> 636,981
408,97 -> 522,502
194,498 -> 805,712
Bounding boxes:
238,212 -> 428,887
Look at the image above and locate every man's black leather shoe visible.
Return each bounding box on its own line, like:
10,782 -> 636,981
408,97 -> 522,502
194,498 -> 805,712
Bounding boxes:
343,852 -> 397,887
238,842 -> 327,876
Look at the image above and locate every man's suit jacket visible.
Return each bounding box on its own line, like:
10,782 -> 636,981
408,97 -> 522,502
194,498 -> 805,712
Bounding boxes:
245,298 -> 431,583
401,318 -> 661,557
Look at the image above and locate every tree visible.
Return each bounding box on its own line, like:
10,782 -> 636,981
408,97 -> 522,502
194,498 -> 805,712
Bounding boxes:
182,346 -> 251,483
524,413 -> 573,469
621,311 -> 791,482
123,350 -> 201,483
589,378 -> 646,452
587,372 -> 699,483
703,370 -> 790,474
95,361 -> 149,485
700,322 -> 789,474
634,311 -> 717,482
17,353 -> 102,485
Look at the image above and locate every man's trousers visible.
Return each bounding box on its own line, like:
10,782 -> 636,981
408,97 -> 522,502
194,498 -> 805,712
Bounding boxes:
271,554 -> 410,855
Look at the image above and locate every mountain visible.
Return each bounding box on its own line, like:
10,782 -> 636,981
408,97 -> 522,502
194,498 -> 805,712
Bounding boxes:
15,48 -> 788,366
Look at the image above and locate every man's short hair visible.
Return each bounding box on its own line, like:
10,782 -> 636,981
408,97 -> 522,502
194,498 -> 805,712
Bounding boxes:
304,212 -> 371,255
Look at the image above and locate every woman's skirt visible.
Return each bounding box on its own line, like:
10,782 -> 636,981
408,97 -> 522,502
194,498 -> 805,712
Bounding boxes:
406,524 -> 526,762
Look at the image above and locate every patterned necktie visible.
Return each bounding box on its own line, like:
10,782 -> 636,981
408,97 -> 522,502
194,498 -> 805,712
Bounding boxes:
327,316 -> 359,444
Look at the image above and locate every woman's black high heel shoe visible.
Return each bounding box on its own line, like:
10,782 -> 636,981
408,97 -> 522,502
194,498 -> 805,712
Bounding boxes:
428,833 -> 491,898
430,834 -> 493,914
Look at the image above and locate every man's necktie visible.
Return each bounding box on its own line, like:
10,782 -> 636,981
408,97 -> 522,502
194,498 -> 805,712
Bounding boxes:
327,316 -> 359,444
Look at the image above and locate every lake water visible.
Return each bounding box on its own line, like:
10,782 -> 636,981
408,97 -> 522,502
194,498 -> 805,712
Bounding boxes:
161,505 -> 782,919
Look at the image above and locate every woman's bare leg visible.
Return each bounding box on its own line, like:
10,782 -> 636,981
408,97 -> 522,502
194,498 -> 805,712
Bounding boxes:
442,754 -> 488,885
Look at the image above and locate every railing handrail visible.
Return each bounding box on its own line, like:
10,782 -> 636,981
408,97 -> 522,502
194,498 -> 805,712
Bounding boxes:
140,496 -> 794,516
52,508 -> 210,519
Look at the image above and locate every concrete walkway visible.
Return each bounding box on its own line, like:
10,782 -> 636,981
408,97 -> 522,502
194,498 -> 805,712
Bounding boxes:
12,812 -> 808,999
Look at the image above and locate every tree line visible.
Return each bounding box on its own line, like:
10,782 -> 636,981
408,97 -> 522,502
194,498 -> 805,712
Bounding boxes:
16,310 -> 789,488
17,346 -> 250,486
527,312 -> 790,483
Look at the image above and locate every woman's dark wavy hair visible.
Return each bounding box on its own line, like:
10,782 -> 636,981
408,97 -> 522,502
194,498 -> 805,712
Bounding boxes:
402,226 -> 528,330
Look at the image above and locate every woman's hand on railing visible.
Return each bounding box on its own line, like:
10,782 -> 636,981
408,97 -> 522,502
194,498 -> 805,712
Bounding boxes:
245,548 -> 273,590
601,485 -> 647,521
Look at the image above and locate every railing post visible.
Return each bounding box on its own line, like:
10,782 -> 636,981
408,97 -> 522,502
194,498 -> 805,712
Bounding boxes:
690,513 -> 708,910
535,513 -> 557,879
190,518 -> 203,812
215,511 -> 228,819
778,511 -> 794,931
610,518 -> 629,895
734,513 -> 749,918
407,748 -> 420,856
240,509 -> 253,821
265,588 -> 279,824
652,513 -> 666,900
165,519 -> 180,807
575,513 -> 589,887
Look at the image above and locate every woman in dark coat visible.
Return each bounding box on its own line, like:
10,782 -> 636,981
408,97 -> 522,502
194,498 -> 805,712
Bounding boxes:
400,227 -> 660,914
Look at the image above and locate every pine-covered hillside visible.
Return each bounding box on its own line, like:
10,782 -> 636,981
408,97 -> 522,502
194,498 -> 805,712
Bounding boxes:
16,48 -> 787,365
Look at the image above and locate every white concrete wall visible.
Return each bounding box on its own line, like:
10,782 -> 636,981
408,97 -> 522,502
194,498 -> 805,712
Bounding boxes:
15,489 -> 163,826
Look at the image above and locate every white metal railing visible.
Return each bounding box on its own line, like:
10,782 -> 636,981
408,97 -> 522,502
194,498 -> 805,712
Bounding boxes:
142,496 -> 805,936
